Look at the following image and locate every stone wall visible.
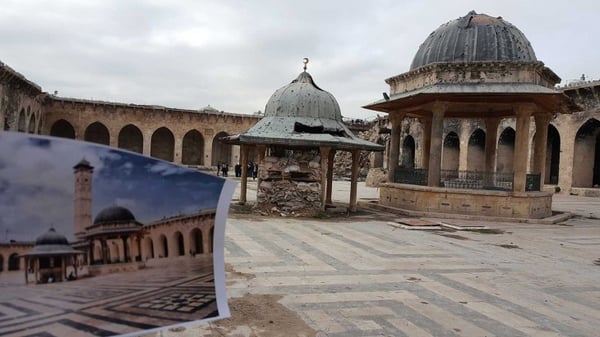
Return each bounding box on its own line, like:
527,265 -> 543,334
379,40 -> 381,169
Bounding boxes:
256,150 -> 322,215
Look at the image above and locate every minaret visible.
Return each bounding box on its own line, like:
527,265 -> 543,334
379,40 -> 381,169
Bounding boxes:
73,159 -> 94,241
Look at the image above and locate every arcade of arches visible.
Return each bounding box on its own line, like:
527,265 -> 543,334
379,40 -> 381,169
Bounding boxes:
373,111 -> 600,197
42,98 -> 260,168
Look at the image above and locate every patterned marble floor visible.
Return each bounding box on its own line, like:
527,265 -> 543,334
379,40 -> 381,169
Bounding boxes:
0,256 -> 217,336
206,214 -> 599,337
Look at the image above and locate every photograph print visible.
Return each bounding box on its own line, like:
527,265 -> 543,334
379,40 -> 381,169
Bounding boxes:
0,131 -> 234,336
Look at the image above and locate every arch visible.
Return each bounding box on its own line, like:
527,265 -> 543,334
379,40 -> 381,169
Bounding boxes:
8,253 -> 20,271
182,130 -> 205,165
50,119 -> 76,139
118,124 -> 143,154
28,113 -> 36,133
174,231 -> 185,256
109,241 -> 120,263
143,237 -> 154,260
497,127 -> 515,173
442,132 -> 460,171
0,254 -> 3,272
94,243 -> 102,264
573,118 -> 600,187
17,109 -> 26,132
546,125 -> 561,185
84,122 -> 110,145
401,135 -> 415,168
467,129 -> 486,171
190,228 -> 203,255
151,127 -> 175,161
159,234 -> 169,258
212,131 -> 231,166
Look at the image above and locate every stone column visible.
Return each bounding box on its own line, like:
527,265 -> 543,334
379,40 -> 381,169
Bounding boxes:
143,131 -> 151,157
558,122 -> 575,191
513,105 -> 534,192
458,124 -> 470,171
122,236 -> 129,262
533,113 -> 552,190
387,112 -> 405,182
326,150 -> 336,204
427,103 -> 446,187
239,144 -> 249,204
484,118 -> 500,186
320,147 -> 331,210
422,118 -> 432,169
173,136 -> 183,164
349,150 -> 361,212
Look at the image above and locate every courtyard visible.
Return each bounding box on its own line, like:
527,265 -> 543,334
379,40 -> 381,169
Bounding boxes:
162,181 -> 600,337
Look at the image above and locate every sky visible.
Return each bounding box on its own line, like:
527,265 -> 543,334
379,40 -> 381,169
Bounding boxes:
0,132 -> 225,242
1,0 -> 599,120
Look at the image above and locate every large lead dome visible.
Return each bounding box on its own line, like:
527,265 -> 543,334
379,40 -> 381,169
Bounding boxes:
410,11 -> 537,70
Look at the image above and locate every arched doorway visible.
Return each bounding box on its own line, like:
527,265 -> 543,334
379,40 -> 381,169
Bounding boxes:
8,253 -> 20,271
118,124 -> 143,154
182,130 -> 205,165
151,127 -> 175,161
497,127 -> 515,173
50,119 -> 76,139
28,113 -> 36,133
174,231 -> 185,256
212,132 -> 231,166
17,109 -> 26,132
442,132 -> 460,171
144,237 -> 154,260
573,119 -> 600,187
467,129 -> 486,171
0,254 -> 3,272
401,136 -> 415,168
190,228 -> 203,255
546,125 -> 561,185
84,122 -> 110,145
158,234 -> 169,257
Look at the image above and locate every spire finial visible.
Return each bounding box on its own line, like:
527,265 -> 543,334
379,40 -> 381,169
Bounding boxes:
303,58 -> 309,72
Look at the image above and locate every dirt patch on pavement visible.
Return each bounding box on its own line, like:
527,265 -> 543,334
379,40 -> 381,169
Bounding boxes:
207,294 -> 318,337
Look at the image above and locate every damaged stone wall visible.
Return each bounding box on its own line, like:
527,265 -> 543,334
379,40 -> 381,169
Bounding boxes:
256,150 -> 322,215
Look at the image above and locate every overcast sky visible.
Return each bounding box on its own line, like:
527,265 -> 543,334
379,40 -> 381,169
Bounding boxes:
1,0 -> 598,119
0,132 -> 225,242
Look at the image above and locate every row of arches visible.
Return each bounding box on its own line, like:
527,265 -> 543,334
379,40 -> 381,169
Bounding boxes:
142,228 -> 214,259
11,106 -> 42,134
88,227 -> 215,265
396,118 -> 599,188
50,119 -> 233,165
142,227 -> 214,260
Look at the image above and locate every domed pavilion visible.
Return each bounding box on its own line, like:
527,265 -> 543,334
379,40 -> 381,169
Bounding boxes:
225,60 -> 383,213
84,205 -> 144,266
364,11 -> 578,219
21,227 -> 82,284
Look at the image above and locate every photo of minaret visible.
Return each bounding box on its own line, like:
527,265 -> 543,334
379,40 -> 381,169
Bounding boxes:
0,131 -> 233,336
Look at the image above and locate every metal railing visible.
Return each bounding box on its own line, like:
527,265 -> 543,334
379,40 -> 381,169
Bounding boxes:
393,168 -> 545,192
394,167 -> 428,186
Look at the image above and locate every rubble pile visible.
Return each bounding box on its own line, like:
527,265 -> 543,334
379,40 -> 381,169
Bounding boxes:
332,128 -> 381,180
256,151 -> 322,215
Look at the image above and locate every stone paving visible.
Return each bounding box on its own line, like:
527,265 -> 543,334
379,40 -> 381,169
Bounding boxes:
0,257 -> 217,336
169,181 -> 599,337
